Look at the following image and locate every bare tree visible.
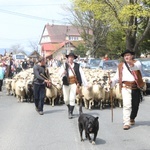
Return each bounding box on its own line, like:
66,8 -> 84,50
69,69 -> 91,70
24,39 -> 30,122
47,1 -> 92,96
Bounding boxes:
28,41 -> 39,52
9,44 -> 25,54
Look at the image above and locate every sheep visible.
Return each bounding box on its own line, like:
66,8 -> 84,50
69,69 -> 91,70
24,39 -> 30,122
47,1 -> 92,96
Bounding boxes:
15,79 -> 26,102
11,77 -> 18,97
81,83 -> 94,110
112,83 -> 123,108
25,79 -> 34,103
5,79 -> 12,95
45,84 -> 58,107
92,81 -> 103,109
100,80 -> 111,109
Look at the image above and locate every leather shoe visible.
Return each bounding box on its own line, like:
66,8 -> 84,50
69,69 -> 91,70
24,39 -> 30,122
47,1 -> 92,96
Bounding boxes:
35,107 -> 39,112
130,119 -> 135,125
123,125 -> 130,130
39,111 -> 44,115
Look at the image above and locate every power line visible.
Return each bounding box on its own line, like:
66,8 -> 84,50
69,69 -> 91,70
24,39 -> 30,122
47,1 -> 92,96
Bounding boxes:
0,9 -> 69,24
0,37 -> 39,41
0,3 -> 69,7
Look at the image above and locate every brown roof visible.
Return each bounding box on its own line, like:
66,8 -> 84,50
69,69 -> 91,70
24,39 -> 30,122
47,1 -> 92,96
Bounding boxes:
45,24 -> 82,43
29,51 -> 40,57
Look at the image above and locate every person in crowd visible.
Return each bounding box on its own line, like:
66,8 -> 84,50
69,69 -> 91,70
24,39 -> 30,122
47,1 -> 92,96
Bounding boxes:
29,58 -> 35,68
33,57 -> 51,115
22,58 -> 28,70
0,63 -> 5,91
5,56 -> 14,78
103,54 -> 109,60
15,60 -> 22,74
59,52 -> 88,119
110,49 -> 143,130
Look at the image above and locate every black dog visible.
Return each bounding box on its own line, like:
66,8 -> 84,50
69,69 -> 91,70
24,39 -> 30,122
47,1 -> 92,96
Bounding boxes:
78,104 -> 99,144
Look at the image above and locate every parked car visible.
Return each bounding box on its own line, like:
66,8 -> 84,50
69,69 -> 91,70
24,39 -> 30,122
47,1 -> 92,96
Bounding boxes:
135,58 -> 150,94
99,60 -> 119,72
87,58 -> 101,69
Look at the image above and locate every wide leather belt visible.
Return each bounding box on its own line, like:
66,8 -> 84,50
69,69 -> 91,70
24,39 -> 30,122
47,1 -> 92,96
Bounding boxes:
122,81 -> 138,89
69,76 -> 76,84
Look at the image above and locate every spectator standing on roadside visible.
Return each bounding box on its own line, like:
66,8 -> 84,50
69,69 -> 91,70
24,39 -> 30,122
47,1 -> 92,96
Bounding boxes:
0,63 -> 5,91
103,54 -> 109,61
22,58 -> 28,70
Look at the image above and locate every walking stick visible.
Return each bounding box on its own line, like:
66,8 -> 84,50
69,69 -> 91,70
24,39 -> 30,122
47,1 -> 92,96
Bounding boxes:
40,73 -> 62,94
108,72 -> 113,122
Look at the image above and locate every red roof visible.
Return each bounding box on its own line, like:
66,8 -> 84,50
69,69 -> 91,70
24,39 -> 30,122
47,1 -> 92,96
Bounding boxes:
42,42 -> 66,51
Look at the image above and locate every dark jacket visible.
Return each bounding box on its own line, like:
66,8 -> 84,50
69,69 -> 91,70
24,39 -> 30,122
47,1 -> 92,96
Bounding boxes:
33,64 -> 47,85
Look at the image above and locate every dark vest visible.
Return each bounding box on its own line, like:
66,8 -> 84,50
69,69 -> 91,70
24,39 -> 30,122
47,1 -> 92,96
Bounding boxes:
65,62 -> 82,86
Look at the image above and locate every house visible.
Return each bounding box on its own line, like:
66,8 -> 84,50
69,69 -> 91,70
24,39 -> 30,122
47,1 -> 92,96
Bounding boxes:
28,50 -> 40,61
39,24 -> 84,60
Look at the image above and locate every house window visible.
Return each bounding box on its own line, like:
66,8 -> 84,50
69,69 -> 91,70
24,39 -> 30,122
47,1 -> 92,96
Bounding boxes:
69,36 -> 79,41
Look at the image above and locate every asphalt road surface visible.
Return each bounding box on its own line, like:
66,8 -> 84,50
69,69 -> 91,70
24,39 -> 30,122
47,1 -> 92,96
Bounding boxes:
0,90 -> 150,150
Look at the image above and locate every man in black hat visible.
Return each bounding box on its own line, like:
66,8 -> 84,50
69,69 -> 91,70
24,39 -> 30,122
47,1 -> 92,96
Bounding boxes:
59,52 -> 88,119
110,49 -> 143,130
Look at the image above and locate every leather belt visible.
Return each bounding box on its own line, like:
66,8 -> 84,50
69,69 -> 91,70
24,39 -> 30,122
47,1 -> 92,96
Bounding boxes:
122,81 -> 138,89
69,76 -> 76,84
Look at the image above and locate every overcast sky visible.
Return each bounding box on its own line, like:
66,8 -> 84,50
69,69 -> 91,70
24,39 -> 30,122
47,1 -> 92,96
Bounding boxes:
0,0 -> 71,54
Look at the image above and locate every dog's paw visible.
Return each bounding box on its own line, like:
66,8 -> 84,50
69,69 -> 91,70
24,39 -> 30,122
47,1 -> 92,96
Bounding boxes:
92,141 -> 95,145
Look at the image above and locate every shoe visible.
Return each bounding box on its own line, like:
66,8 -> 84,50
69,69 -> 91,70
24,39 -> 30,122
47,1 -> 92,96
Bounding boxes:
68,112 -> 72,119
39,111 -> 44,115
70,105 -> 74,117
123,125 -> 130,130
67,105 -> 72,119
130,119 -> 135,125
35,107 -> 39,112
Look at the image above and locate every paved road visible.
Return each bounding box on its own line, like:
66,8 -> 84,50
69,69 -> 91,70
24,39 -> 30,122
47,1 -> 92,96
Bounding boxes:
0,90 -> 150,150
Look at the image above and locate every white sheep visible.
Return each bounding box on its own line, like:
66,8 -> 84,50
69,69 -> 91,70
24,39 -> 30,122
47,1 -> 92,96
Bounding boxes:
5,79 -> 12,95
81,83 -> 94,110
15,79 -> 26,102
45,84 -> 58,107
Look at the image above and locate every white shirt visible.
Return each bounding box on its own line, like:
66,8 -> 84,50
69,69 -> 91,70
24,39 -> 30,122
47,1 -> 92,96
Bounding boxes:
59,62 -> 88,86
111,60 -> 142,87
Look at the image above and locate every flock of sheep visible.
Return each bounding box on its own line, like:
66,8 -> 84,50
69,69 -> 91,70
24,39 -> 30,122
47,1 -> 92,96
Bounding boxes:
4,66 -> 127,110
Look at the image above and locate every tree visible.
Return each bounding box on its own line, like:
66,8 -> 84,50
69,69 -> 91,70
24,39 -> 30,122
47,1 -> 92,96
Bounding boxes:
73,43 -> 87,57
65,4 -> 109,57
106,29 -> 126,59
9,44 -> 25,54
28,41 -> 39,52
72,0 -> 150,56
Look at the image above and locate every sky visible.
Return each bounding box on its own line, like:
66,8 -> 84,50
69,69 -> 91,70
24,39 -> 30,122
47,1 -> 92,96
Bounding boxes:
0,0 -> 71,55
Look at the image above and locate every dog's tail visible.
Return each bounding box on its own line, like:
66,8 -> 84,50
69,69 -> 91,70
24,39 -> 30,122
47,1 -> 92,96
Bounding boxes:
79,102 -> 83,116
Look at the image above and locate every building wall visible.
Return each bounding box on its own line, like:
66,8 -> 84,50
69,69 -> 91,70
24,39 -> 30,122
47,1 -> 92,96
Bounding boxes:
53,45 -> 76,60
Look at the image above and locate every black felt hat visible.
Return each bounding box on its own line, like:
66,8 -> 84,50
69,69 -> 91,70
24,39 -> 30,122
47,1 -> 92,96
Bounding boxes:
66,53 -> 78,59
121,49 -> 135,57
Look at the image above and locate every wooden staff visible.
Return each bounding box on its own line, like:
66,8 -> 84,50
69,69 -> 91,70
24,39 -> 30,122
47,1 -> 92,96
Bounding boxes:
108,72 -> 113,122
